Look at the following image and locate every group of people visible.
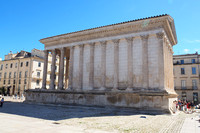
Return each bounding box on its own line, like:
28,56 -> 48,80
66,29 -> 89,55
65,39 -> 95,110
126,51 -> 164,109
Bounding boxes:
0,96 -> 4,107
172,100 -> 199,114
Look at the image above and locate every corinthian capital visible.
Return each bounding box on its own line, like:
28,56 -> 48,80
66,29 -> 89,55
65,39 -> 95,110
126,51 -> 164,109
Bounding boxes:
156,32 -> 164,39
112,39 -> 120,45
140,34 -> 149,41
100,41 -> 107,45
125,37 -> 133,44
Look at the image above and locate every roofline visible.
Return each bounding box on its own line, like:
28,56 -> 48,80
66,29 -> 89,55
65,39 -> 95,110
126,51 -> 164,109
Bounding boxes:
40,14 -> 169,41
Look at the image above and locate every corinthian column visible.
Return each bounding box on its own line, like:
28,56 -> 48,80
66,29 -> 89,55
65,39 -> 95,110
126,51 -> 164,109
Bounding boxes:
68,46 -> 74,90
141,35 -> 149,89
78,45 -> 83,90
100,41 -> 106,90
58,47 -> 65,90
42,50 -> 48,89
156,32 -> 165,90
50,49 -> 56,90
126,37 -> 133,89
89,43 -> 94,90
113,39 -> 120,90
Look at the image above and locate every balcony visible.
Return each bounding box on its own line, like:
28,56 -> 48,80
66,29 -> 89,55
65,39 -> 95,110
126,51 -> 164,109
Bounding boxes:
174,86 -> 198,90
173,61 -> 200,65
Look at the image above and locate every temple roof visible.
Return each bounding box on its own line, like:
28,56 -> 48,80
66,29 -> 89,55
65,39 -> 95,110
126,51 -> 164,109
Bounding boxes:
40,14 -> 177,47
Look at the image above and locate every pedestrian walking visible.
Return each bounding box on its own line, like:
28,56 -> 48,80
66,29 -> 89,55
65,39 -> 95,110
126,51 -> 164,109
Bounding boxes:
0,97 -> 4,107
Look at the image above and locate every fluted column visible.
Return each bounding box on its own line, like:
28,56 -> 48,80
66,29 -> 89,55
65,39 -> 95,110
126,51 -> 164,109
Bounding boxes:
68,46 -> 74,89
65,57 -> 69,88
78,45 -> 83,90
113,39 -> 120,90
141,35 -> 149,89
126,37 -> 133,89
50,49 -> 56,90
58,47 -> 65,89
89,43 -> 94,90
100,41 -> 106,90
42,50 -> 48,89
156,32 -> 165,90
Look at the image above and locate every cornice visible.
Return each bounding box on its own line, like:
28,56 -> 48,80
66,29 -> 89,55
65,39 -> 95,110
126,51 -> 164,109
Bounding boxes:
40,15 -> 177,48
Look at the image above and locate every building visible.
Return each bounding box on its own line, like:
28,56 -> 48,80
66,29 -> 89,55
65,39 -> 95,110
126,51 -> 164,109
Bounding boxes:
173,52 -> 200,104
0,49 -> 60,96
26,14 -> 178,113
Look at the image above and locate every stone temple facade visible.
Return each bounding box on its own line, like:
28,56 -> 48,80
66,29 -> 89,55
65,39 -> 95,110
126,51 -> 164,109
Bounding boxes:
26,14 -> 178,113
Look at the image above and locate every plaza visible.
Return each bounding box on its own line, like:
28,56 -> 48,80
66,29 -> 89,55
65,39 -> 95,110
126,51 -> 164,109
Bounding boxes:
0,97 -> 200,133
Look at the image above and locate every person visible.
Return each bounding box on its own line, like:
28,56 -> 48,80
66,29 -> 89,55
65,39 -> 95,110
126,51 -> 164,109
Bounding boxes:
172,100 -> 177,114
0,97 -> 4,107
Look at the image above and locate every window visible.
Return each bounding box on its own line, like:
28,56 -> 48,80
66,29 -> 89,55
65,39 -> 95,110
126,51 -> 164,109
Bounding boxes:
25,71 -> 28,78
26,61 -> 29,67
4,72 -> 6,78
15,63 -> 17,68
38,62 -> 41,67
10,63 -> 13,68
193,93 -> 198,104
13,80 -> 15,84
181,80 -> 186,89
0,64 -> 3,70
19,71 -> 22,78
192,80 -> 197,89
192,59 -> 196,63
24,79 -> 27,84
55,66 -> 57,71
192,67 -> 196,74
24,85 -> 27,90
37,72 -> 40,78
181,68 -> 185,75
180,60 -> 184,64
14,72 -> 16,78
5,64 -> 8,69
9,72 -> 11,78
36,80 -> 40,86
182,92 -> 187,101
8,80 -> 10,84
18,86 -> 20,94
0,73 -> 1,81
21,62 -> 23,67
3,80 -> 6,84
19,79 -> 21,84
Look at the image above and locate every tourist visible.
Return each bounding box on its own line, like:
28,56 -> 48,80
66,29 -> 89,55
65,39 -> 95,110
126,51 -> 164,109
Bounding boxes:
0,97 -> 4,107
172,100 -> 177,113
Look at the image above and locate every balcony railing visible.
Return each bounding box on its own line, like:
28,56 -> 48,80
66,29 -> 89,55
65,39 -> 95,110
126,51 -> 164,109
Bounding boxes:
174,86 -> 198,90
173,61 -> 200,65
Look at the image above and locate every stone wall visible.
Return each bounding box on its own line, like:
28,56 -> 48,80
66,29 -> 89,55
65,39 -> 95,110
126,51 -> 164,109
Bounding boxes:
25,89 -> 177,113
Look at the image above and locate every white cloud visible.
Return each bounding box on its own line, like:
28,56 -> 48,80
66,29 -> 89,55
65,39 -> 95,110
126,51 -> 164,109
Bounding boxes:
184,49 -> 190,53
184,40 -> 200,43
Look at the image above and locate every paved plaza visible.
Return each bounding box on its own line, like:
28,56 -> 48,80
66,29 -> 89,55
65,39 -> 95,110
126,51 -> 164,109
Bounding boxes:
0,97 -> 200,133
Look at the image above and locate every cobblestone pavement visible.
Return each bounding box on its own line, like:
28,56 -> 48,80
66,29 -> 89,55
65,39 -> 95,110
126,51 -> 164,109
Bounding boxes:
0,97 -> 199,133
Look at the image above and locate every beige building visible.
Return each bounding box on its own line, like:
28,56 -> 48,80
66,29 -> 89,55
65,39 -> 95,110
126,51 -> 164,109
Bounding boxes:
174,52 -> 200,104
0,49 -> 60,96
26,14 -> 178,113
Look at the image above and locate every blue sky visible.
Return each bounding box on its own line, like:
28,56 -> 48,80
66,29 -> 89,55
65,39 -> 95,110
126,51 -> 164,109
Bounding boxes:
0,0 -> 200,59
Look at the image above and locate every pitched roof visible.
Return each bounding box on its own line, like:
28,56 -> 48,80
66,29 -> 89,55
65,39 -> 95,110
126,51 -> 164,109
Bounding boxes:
40,14 -> 169,41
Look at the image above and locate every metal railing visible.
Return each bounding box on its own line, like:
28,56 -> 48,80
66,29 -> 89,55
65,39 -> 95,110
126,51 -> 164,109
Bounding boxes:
174,86 -> 198,90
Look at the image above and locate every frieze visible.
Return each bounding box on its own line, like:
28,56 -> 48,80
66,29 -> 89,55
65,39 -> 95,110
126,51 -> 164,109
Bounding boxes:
42,19 -> 173,46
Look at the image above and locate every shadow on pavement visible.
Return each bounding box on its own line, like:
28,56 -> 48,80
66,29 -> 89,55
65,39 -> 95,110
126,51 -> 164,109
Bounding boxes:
0,101 -> 166,121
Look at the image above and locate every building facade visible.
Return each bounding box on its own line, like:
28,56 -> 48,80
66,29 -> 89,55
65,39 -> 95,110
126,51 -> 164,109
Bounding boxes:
174,52 -> 200,104
0,49 -> 60,96
26,14 -> 178,113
